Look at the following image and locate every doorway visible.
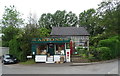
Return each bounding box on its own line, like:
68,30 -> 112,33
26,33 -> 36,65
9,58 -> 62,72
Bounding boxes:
48,44 -> 54,55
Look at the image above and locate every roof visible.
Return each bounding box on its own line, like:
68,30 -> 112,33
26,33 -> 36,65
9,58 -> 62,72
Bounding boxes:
50,27 -> 90,36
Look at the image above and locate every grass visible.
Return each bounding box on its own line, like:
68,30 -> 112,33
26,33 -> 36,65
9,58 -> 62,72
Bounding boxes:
19,59 -> 36,65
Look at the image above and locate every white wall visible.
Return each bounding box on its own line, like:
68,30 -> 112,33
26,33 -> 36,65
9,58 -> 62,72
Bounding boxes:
0,47 -> 9,57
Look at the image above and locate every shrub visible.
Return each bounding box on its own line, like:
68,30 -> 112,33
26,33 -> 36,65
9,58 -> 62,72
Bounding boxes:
89,46 -> 97,56
76,46 -> 89,57
9,37 -> 27,62
96,47 -> 111,60
76,46 -> 85,54
19,51 -> 27,62
98,36 -> 120,58
9,38 -> 21,58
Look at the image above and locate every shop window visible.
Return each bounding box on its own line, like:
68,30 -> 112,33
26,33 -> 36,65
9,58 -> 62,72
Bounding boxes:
55,44 -> 65,55
36,45 -> 47,55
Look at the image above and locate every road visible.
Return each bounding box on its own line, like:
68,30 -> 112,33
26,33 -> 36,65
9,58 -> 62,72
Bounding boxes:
0,59 -> 119,74
0,60 -> 2,76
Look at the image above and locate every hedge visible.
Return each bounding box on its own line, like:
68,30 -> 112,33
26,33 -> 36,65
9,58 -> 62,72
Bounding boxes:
98,36 -> 120,59
96,47 -> 111,60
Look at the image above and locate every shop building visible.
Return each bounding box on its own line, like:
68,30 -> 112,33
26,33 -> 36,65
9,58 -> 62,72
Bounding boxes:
31,38 -> 71,63
31,27 -> 89,63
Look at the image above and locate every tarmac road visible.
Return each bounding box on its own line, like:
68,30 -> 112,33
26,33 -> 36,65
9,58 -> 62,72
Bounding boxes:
0,59 -> 2,76
1,59 -> 119,74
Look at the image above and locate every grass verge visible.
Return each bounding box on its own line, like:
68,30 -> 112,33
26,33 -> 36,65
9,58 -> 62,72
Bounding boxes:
19,59 -> 35,65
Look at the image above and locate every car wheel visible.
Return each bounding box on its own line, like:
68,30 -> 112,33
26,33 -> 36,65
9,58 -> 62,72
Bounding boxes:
1,60 -> 3,63
3,61 -> 4,64
3,61 -> 6,65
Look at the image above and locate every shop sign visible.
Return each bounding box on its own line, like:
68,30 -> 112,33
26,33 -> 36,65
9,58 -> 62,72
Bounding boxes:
32,38 -> 70,43
66,49 -> 70,62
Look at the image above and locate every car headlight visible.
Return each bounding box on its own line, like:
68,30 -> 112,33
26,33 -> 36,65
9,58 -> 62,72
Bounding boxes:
4,59 -> 9,61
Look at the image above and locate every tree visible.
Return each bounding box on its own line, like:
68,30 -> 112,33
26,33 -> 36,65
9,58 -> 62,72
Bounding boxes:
1,5 -> 24,28
2,26 -> 21,47
39,28 -> 50,37
38,10 -> 78,29
13,13 -> 51,61
38,13 -> 53,29
97,0 -> 120,35
27,12 -> 39,28
64,11 -> 78,27
53,10 -> 66,27
25,12 -> 41,38
1,5 -> 24,47
9,31 -> 29,62
89,0 -> 120,60
79,9 -> 104,36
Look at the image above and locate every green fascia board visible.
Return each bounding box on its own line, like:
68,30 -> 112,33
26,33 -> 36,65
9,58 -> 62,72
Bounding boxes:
31,38 -> 70,43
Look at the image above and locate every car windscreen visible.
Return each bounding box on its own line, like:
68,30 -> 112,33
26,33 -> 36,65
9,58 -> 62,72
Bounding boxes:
4,55 -> 13,58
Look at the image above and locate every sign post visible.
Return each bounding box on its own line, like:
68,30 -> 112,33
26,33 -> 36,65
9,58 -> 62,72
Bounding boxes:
66,49 -> 70,62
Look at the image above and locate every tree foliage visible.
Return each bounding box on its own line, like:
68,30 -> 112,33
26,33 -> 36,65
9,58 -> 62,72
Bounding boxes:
39,28 -> 50,37
97,0 -> 120,35
98,36 -> 120,58
1,5 -> 24,47
79,9 -> 104,36
2,26 -> 21,46
2,5 -> 24,28
38,10 -> 78,29
79,0 -> 120,60
96,47 -> 111,60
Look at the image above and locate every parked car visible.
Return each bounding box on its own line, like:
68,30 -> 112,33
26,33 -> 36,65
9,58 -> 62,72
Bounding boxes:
1,54 -> 19,64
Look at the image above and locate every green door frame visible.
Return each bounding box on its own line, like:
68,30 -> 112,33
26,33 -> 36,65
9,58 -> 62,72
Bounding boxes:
48,43 -> 54,55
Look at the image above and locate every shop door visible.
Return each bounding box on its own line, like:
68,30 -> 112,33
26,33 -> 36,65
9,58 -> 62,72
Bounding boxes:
48,44 -> 54,55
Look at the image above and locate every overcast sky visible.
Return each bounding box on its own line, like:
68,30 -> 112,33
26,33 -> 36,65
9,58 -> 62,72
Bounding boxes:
0,0 -> 103,20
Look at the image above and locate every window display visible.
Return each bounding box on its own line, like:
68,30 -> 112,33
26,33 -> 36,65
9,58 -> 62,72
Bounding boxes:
55,44 -> 65,55
36,45 -> 47,55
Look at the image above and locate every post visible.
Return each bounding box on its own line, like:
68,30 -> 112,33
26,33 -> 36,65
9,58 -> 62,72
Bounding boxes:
54,44 -> 56,54
87,37 -> 89,51
65,43 -> 66,49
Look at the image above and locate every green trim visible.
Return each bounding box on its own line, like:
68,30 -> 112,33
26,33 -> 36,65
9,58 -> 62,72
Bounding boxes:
31,38 -> 70,43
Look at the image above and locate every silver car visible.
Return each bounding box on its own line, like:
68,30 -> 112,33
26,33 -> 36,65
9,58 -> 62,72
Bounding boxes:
1,54 -> 19,64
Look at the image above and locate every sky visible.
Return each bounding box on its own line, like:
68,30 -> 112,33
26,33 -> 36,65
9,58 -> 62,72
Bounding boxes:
0,0 -> 103,20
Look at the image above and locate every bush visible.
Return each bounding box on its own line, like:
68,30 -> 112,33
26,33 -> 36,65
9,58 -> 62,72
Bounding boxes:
76,46 -> 89,58
89,46 -> 97,56
19,51 -> 27,62
76,46 -> 85,54
96,47 -> 111,60
9,38 -> 21,58
98,36 -> 120,58
9,37 -> 27,62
